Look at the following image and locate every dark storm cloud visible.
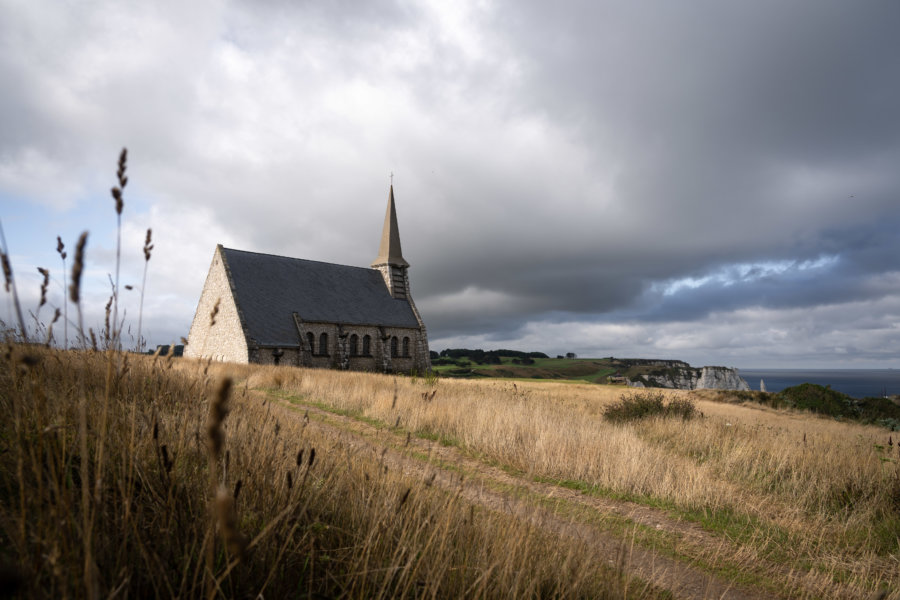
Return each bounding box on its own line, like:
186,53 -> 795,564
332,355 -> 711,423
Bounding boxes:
410,0 -> 900,355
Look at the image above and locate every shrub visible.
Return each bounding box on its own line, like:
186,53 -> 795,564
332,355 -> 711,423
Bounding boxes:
603,390 -> 697,422
778,383 -> 854,417
666,396 -> 698,420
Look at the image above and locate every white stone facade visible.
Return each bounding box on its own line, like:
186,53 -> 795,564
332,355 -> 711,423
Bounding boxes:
184,246 -> 249,363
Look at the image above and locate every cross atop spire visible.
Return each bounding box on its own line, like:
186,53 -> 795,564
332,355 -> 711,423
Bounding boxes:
371,185 -> 409,268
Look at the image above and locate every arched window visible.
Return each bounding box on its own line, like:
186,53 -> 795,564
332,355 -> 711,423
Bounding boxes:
319,333 -> 329,356
306,332 -> 315,355
390,336 -> 399,358
402,337 -> 410,357
349,334 -> 359,357
362,335 -> 371,356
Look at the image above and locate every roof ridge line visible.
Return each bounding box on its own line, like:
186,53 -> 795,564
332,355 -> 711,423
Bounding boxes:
221,247 -> 375,272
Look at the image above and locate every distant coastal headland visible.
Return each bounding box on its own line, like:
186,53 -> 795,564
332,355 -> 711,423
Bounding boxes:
612,358 -> 750,391
430,351 -> 750,391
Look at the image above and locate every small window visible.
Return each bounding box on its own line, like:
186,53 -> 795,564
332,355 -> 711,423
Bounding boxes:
349,334 -> 359,357
319,333 -> 329,356
362,335 -> 371,356
390,336 -> 399,358
402,337 -> 410,358
306,332 -> 315,355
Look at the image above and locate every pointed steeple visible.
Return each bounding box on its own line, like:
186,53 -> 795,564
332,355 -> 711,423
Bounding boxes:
371,185 -> 409,268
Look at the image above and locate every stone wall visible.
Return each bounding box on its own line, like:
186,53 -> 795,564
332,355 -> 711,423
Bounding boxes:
249,347 -> 302,366
184,245 -> 249,363
347,263 -> 430,372
284,318 -> 428,373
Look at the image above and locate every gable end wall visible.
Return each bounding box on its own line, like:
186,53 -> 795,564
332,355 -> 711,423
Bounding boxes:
184,246 -> 250,363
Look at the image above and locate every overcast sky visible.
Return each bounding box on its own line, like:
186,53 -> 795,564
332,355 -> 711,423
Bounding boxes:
1,0 -> 899,368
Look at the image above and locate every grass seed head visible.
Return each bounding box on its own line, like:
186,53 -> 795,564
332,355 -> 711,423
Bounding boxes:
161,445 -> 172,472
111,148 -> 128,214
207,377 -> 232,460
209,298 -> 220,327
397,487 -> 411,513
111,187 -> 123,215
1,251 -> 11,293
143,228 -> 153,261
215,486 -> 247,561
37,267 -> 49,307
69,232 -> 88,303
116,148 -> 128,188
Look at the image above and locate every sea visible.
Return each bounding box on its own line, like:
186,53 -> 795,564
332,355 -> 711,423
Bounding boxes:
737,369 -> 900,399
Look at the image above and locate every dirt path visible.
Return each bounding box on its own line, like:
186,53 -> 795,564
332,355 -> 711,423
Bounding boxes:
266,392 -> 856,600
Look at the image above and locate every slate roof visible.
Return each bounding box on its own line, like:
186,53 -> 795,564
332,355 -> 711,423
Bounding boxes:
222,247 -> 420,347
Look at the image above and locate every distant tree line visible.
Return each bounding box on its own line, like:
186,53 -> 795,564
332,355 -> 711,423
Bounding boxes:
429,348 -> 549,365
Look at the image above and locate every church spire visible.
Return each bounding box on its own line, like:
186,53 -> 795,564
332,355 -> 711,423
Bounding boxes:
371,185 -> 409,268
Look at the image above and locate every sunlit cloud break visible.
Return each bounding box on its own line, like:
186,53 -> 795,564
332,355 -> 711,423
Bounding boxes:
658,255 -> 841,296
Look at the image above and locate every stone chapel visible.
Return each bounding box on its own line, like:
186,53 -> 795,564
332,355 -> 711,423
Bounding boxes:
183,186 -> 431,373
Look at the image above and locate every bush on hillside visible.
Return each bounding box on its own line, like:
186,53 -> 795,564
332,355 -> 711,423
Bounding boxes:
777,383 -> 853,417
711,389 -> 770,404
716,384 -> 900,429
603,390 -> 697,423
857,396 -> 900,424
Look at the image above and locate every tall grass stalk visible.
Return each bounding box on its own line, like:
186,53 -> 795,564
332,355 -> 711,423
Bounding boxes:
69,231 -> 88,348
110,148 -> 127,352
0,219 -> 28,343
56,236 -> 67,348
135,228 -> 152,352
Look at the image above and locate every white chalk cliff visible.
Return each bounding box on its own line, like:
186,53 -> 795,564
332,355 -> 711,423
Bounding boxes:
628,365 -> 750,391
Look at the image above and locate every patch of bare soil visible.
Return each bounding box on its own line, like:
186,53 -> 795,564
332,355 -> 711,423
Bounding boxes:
264,391 -> 872,600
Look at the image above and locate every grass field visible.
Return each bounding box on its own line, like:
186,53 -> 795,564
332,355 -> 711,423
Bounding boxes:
431,355 -> 619,383
2,347 -> 898,598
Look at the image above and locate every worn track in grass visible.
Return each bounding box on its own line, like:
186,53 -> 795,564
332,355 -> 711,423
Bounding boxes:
265,390 -> 879,600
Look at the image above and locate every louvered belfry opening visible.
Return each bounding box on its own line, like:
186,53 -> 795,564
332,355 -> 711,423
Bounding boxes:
391,269 -> 407,299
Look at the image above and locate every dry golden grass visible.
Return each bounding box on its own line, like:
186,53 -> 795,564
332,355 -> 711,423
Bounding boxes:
218,363 -> 900,598
1,347 -> 655,599
3,345 -> 898,598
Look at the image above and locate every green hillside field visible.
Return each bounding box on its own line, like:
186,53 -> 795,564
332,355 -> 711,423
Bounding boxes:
429,353 -> 687,385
